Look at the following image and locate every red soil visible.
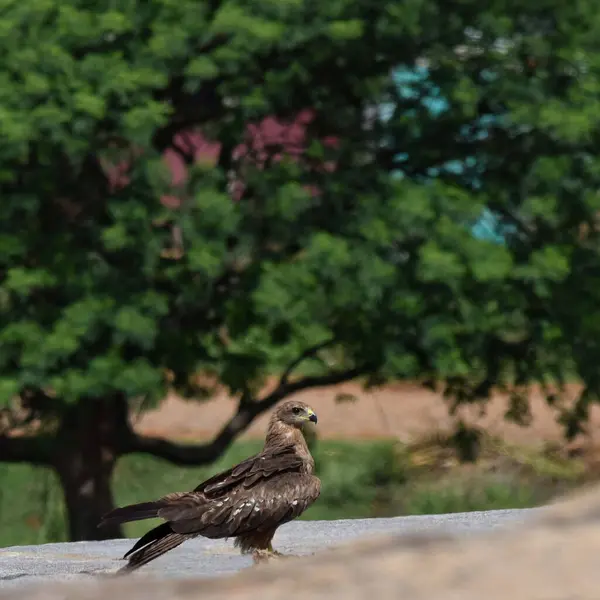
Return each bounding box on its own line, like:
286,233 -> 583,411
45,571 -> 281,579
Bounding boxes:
134,380 -> 600,449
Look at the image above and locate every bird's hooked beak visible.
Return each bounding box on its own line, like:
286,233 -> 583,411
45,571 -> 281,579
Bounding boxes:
306,408 -> 318,424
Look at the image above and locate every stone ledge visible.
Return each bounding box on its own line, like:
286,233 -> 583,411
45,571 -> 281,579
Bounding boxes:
0,505 -> 558,599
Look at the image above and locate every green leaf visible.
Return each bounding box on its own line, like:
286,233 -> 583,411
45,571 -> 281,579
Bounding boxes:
186,56 -> 219,80
0,377 -> 19,406
113,307 -> 158,349
328,20 -> 364,41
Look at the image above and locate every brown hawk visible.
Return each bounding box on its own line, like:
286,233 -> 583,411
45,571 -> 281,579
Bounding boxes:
99,400 -> 320,571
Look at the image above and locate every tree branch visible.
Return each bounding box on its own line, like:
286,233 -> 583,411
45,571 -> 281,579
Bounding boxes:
20,388 -> 68,419
279,338 -> 336,385
0,434 -> 54,467
126,364 -> 371,466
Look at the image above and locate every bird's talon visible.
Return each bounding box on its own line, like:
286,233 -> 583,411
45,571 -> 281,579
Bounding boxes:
251,549 -> 290,564
252,550 -> 271,564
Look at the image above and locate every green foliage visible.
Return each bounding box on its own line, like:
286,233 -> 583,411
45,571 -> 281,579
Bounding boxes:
1,0 -> 600,443
0,465 -> 67,546
310,441 -> 407,512
400,477 -> 539,515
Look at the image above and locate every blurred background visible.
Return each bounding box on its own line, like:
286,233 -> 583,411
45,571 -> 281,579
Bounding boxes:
2,0 -> 600,547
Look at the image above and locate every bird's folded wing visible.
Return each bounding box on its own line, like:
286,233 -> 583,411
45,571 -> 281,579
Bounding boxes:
193,445 -> 305,496
160,474 -> 319,536
150,447 -> 311,536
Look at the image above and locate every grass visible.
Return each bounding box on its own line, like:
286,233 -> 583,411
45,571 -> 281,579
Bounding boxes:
0,434 -> 588,547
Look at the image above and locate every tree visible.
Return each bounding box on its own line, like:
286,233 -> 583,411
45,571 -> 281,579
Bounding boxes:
2,0 -> 600,541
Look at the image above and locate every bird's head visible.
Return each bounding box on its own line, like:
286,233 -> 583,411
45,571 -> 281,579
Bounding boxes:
274,400 -> 318,428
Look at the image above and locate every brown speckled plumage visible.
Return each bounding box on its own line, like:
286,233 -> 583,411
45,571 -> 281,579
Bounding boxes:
99,400 -> 320,571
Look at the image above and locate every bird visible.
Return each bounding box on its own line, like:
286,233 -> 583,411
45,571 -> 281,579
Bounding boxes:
98,400 -> 320,572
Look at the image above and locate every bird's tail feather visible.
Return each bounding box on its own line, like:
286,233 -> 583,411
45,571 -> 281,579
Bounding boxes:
99,501 -> 164,528
119,524 -> 187,573
123,522 -> 172,559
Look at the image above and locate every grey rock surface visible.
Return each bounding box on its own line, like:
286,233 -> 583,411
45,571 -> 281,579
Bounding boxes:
0,508 -> 539,590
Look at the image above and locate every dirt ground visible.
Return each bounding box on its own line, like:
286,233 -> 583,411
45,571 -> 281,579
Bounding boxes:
134,380 -> 600,448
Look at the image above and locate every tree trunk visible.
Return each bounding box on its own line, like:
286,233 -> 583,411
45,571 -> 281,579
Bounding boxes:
53,397 -> 128,541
